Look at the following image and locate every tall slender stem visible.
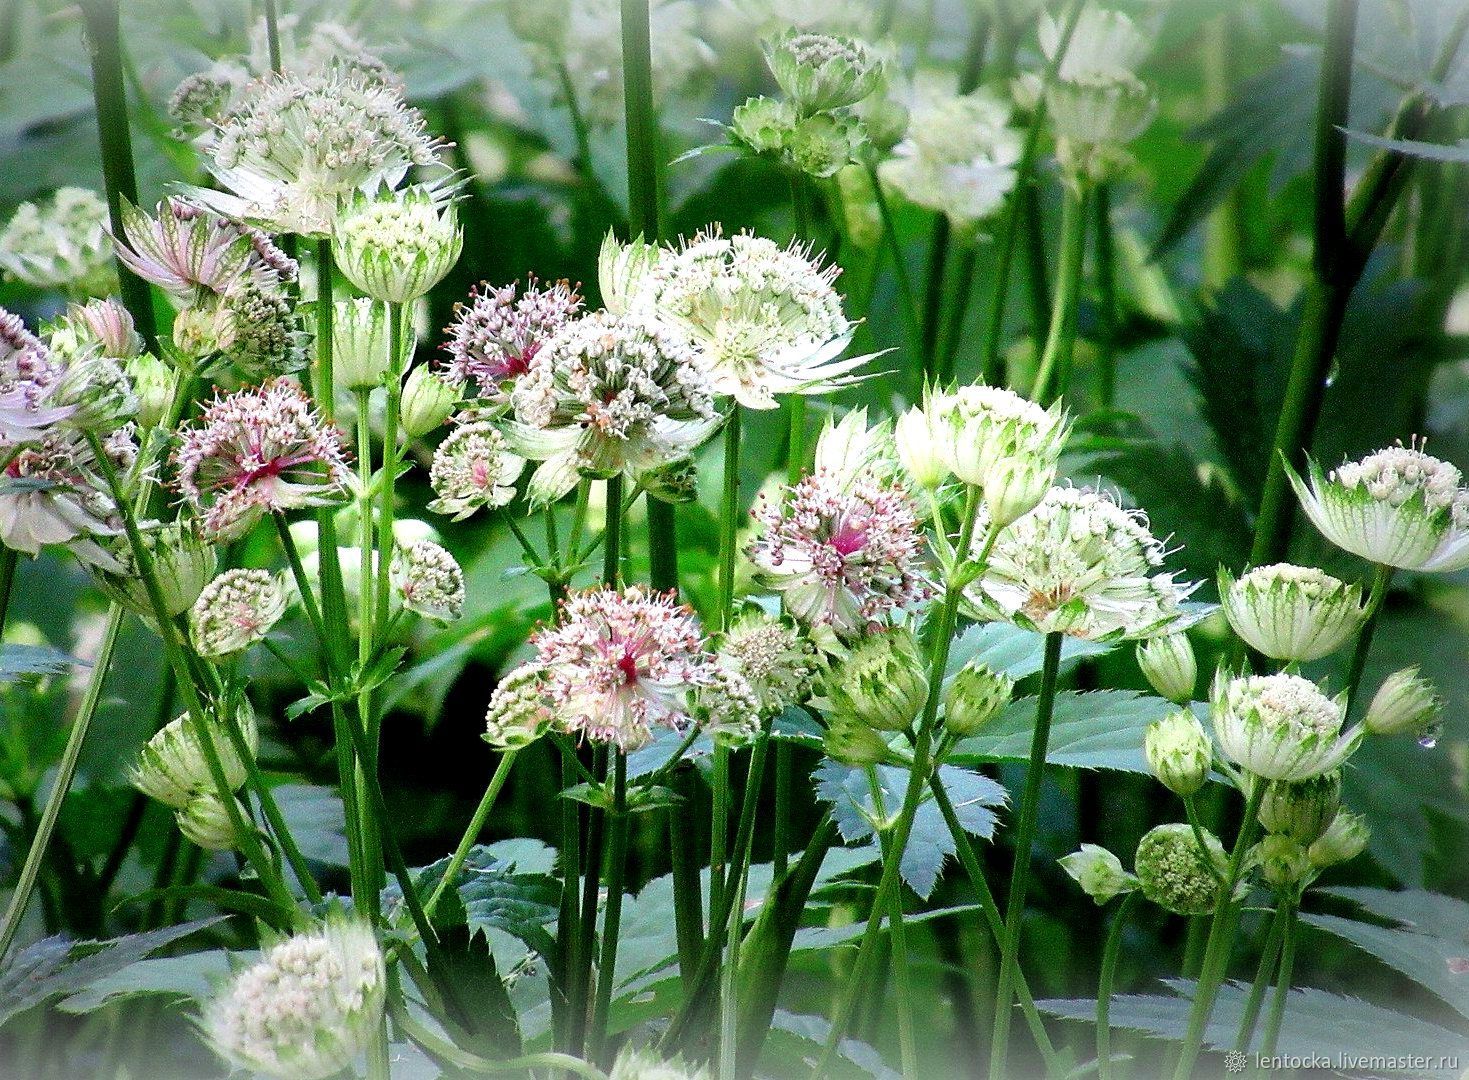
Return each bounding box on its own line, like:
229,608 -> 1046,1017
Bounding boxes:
424,750 -> 521,920
80,0 -> 157,349
1093,184 -> 1119,408
262,0 -> 283,73
988,630 -> 1063,1078
1257,901 -> 1298,1061
1342,562 -> 1391,716
1234,903 -> 1288,1053
1097,891 -> 1138,1080
867,770 -> 917,1080
718,411 -> 742,627
375,303 -> 406,636
1029,181 -> 1090,405
590,752 -> 629,1062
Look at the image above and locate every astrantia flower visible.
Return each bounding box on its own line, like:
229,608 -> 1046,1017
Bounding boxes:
333,298 -> 391,391
692,665 -> 762,744
716,609 -> 815,715
427,420 -> 524,520
1257,772 -> 1341,846
202,913 -> 386,1080
748,469 -> 930,640
508,311 -> 717,503
212,279 -> 307,378
608,1046 -> 712,1080
177,790 -> 247,852
821,626 -> 929,732
943,661 -> 1013,736
334,187 -> 462,303
50,353 -> 137,434
94,522 -> 215,619
400,365 -> 462,438
651,231 -> 863,410
811,407 -> 899,491
1362,666 -> 1442,740
484,664 -> 554,749
878,91 -> 1021,227
442,278 -> 584,402
1059,844 -> 1138,905
0,432 -> 120,567
1219,563 -> 1367,663
188,70 -> 444,235
189,569 -> 288,657
1211,671 -> 1359,782
0,310 -> 71,441
113,198 -> 296,299
175,379 -> 350,540
1308,809 -> 1370,868
0,187 -> 114,295
1288,443 -> 1469,573
132,701 -> 258,809
532,586 -> 711,750
1134,822 -> 1225,916
940,385 -> 1070,524
964,486 -> 1198,641
1144,709 -> 1211,797
391,539 -> 465,621
1136,631 -> 1197,703
46,298 -> 142,360
763,30 -> 882,115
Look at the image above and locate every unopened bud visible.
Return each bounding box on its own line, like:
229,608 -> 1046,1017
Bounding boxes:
1059,844 -> 1137,904
1136,632 -> 1196,704
1144,709 -> 1211,797
1134,822 -> 1226,917
334,298 -> 391,391
822,628 -> 929,733
400,366 -> 461,439
1307,810 -> 1370,868
1257,771 -> 1341,845
1363,666 -> 1443,740
943,661 -> 1013,737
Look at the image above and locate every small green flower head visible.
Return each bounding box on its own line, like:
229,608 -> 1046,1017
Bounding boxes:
717,610 -> 815,717
730,95 -> 798,156
1211,671 -> 1358,782
94,522 -> 216,620
1253,834 -> 1313,893
1220,563 -> 1367,663
335,187 -> 462,304
893,390 -> 952,491
823,712 -> 896,767
598,232 -> 661,318
943,661 -> 1014,737
400,366 -> 462,439
763,30 -> 882,115
821,627 -> 929,733
177,791 -> 245,852
51,354 -> 137,435
1134,822 -> 1226,916
189,569 -> 286,658
1137,631 -> 1197,704
333,298 -> 392,391
1307,810 -> 1370,869
132,701 -> 258,810
1144,709 -> 1212,797
784,112 -> 866,179
1363,666 -> 1443,740
483,664 -> 554,750
1258,771 -> 1341,845
1059,844 -> 1138,905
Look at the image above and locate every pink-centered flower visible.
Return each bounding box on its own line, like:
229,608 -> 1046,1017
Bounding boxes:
442,278 -> 583,402
174,379 -> 350,540
748,469 -> 930,639
531,586 -> 711,750
0,430 -> 121,569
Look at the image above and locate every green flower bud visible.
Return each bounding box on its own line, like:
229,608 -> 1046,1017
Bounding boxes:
335,188 -> 462,304
333,298 -> 391,391
125,352 -> 174,428
94,522 -> 215,619
1136,632 -> 1197,704
1363,666 -> 1443,740
1253,834 -> 1312,892
640,458 -> 698,504
1134,822 -> 1226,916
982,456 -> 1055,528
484,665 -> 553,750
400,366 -> 462,439
1307,810 -> 1370,869
822,628 -> 929,733
177,790 -> 246,852
1059,844 -> 1138,904
132,700 -> 258,810
730,95 -> 796,156
822,713 -> 895,766
52,354 -> 137,434
943,661 -> 1014,737
1257,771 -> 1341,845
785,113 -> 865,179
764,30 -> 882,115
1144,709 -> 1211,797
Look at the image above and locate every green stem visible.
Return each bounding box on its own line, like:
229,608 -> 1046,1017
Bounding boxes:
1171,780 -> 1266,1080
1184,794 -> 1227,887
717,722 -> 773,1075
392,1001 -> 608,1080
0,606 -> 123,961
262,0 -> 282,73
1097,892 -> 1138,1080
590,751 -> 629,1063
1029,180 -> 1090,405
0,548 -> 16,640
988,630 -> 1063,1078
866,168 -> 922,397
603,474 -> 624,586
669,766 -> 705,988
1234,903 -> 1288,1053
867,769 -> 917,1080
375,303 -> 405,636
1257,901 -> 1298,1061
1093,183 -> 1119,409
1342,563 -> 1391,717
424,750 -> 520,920
80,0 -> 158,349
718,410 -> 742,627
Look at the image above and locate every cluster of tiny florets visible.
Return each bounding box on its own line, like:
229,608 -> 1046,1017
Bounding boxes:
427,421 -> 524,520
1332,441 -> 1467,524
189,569 -> 287,657
531,586 -> 712,750
391,539 -> 465,621
1134,822 -> 1224,916
442,278 -> 584,399
748,469 -> 930,639
174,380 -> 350,540
1227,674 -> 1343,740
0,187 -> 114,294
717,611 -> 816,715
484,665 -> 555,749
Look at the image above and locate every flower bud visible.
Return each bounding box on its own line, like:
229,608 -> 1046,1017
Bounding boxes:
125,352 -> 174,428
598,232 -> 660,317
1211,671 -> 1357,782
177,791 -> 246,851
94,523 -> 215,619
1253,834 -> 1312,892
1219,564 -> 1367,663
1144,709 -> 1211,797
731,95 -> 796,156
835,164 -> 881,250
190,569 -> 287,657
1059,844 -> 1138,904
764,30 -> 882,115
483,665 -> 553,749
821,627 -> 929,732
785,113 -> 864,179
942,385 -> 1069,495
171,301 -> 230,359
1257,771 -> 1341,845
1307,810 -> 1370,868
1363,666 -> 1443,739
823,713 -> 895,766
132,701 -> 258,809
391,539 -> 464,622
1136,632 -> 1196,704
400,366 -> 462,438
640,457 -> 698,504
943,661 -> 1013,736
335,188 -> 462,304
982,456 -> 1054,528
893,393 -> 951,490
49,299 -> 142,359
52,354 -> 137,433
1134,822 -> 1226,916
333,298 -> 391,391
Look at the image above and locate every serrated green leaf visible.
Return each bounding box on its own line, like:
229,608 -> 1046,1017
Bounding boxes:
943,622 -> 1115,683
0,643 -> 83,682
57,949 -> 236,1014
953,691 -> 1176,773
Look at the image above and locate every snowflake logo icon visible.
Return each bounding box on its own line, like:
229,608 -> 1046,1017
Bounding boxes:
1224,1050 -> 1249,1074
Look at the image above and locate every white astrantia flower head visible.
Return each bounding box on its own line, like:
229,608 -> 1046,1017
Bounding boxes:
878,90 -> 1021,228
1219,563 -> 1367,663
48,352 -> 138,435
132,701 -> 258,809
202,912 -> 386,1080
391,539 -> 465,622
763,29 -> 883,115
941,385 -> 1070,524
484,664 -> 555,749
1059,844 -> 1138,904
0,430 -> 121,569
811,407 -> 899,491
0,187 -> 114,295
189,569 -> 287,657
692,664 -> 762,744
1038,7 -> 1155,175
1288,443 -> 1469,573
1211,671 -> 1359,782
651,230 -> 864,410
1040,7 -> 1152,84
608,1045 -> 712,1080
113,198 -> 296,300
716,609 -> 815,716
531,586 -> 713,750
893,389 -> 951,490
187,69 -> 444,235
427,420 -> 524,520
1136,631 -> 1197,704
1134,822 -> 1226,916
1144,708 -> 1211,797
443,278 -> 584,403
964,486 -> 1199,641
507,311 -> 718,503
335,187 -> 462,303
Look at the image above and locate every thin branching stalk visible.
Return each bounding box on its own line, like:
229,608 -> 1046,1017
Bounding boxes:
1097,891 -> 1138,1080
1257,900 -> 1298,1061
1029,180 -> 1090,405
424,750 -> 521,920
1342,562 -> 1392,717
988,630 -> 1063,1077
1234,903 -> 1288,1053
